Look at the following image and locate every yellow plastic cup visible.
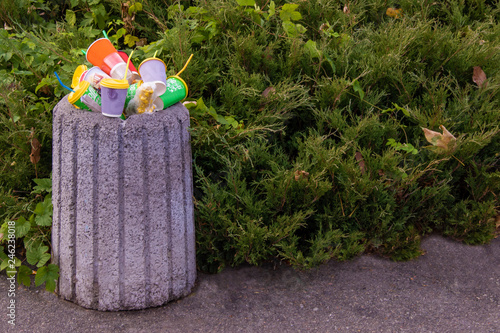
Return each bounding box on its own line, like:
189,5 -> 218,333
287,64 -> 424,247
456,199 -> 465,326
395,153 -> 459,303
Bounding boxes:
71,65 -> 88,89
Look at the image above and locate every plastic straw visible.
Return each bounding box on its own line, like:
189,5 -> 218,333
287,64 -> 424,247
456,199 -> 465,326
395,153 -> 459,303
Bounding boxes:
54,72 -> 75,93
153,50 -> 158,58
176,54 -> 194,76
81,50 -> 87,55
123,50 -> 134,80
102,30 -> 109,39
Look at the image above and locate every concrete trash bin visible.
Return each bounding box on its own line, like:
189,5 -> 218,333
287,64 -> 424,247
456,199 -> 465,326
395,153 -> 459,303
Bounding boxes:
51,97 -> 196,311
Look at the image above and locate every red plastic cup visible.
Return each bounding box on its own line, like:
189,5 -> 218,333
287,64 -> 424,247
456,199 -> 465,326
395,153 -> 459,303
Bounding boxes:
118,51 -> 138,72
118,51 -> 141,83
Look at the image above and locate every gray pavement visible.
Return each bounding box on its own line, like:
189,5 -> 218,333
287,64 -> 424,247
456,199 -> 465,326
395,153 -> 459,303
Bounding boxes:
1,234 -> 499,333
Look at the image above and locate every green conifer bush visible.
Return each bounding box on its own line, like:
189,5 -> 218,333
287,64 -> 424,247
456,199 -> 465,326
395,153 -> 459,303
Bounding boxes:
0,0 -> 498,277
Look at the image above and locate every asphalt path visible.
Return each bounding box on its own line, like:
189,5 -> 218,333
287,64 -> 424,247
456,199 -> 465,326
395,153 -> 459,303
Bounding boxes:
1,234 -> 499,333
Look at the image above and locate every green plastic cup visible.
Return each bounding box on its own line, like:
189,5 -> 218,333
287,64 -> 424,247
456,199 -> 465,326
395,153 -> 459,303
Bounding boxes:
124,81 -> 142,109
159,76 -> 188,110
68,81 -> 102,112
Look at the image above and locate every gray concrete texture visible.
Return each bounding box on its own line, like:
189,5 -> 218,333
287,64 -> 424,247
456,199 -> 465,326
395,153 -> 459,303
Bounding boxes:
51,98 -> 196,311
1,235 -> 499,332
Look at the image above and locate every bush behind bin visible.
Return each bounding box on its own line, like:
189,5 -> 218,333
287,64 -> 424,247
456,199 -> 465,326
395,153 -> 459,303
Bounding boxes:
0,0 -> 498,282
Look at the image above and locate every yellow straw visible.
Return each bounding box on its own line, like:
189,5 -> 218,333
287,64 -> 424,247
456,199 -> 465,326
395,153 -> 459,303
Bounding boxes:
153,50 -> 158,58
176,54 -> 194,76
123,50 -> 134,81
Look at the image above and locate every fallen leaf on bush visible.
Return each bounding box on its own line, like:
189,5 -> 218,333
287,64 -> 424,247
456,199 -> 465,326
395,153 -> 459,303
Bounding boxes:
30,137 -> 41,164
386,8 -> 403,18
422,125 -> 456,151
260,87 -> 276,110
294,170 -> 309,181
319,23 -> 329,32
38,85 -> 51,95
136,38 -> 148,47
355,151 -> 366,174
262,87 -> 276,98
472,66 -> 487,88
343,5 -> 350,14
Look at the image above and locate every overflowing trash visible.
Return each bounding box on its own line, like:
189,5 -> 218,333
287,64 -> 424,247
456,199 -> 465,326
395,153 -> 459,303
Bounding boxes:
64,35 -> 192,119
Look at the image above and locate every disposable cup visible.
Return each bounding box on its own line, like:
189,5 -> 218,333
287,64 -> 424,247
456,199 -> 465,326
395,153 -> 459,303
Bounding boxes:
118,50 -> 141,82
71,65 -> 88,89
100,78 -> 130,118
159,76 -> 188,109
150,80 -> 166,97
118,51 -> 138,71
153,96 -> 164,111
79,70 -> 88,83
83,66 -> 111,90
108,61 -> 133,82
67,81 -> 102,112
138,58 -> 167,84
86,38 -> 119,70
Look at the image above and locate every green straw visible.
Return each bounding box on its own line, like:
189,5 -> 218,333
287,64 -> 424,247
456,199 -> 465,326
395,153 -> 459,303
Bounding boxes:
81,50 -> 86,55
102,30 -> 109,39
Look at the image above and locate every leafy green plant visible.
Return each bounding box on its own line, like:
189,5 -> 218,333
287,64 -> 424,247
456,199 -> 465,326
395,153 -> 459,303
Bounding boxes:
0,178 -> 58,291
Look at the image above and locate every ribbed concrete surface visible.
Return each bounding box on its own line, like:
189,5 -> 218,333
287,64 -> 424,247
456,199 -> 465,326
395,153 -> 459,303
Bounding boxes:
52,98 -> 196,311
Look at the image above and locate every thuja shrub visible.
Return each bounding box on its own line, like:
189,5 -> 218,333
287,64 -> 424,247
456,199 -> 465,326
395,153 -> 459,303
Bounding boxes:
0,0 -> 498,275
182,0 -> 499,271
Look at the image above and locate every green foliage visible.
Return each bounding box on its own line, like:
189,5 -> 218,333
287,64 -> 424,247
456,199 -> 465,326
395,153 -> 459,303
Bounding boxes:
0,179 -> 57,291
0,0 -> 498,279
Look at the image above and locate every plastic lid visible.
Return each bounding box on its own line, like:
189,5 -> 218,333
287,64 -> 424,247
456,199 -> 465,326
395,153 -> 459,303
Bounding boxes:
138,57 -> 166,73
67,81 -> 90,104
71,65 -> 88,89
100,78 -> 129,89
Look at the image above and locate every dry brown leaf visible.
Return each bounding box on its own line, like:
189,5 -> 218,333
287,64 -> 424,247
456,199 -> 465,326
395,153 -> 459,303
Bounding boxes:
30,137 -> 41,164
472,66 -> 487,88
422,125 -> 456,151
319,23 -> 329,32
262,87 -> 276,99
343,4 -> 350,14
136,38 -> 148,47
386,8 -> 403,18
355,151 -> 366,174
495,214 -> 500,238
294,170 -> 309,181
